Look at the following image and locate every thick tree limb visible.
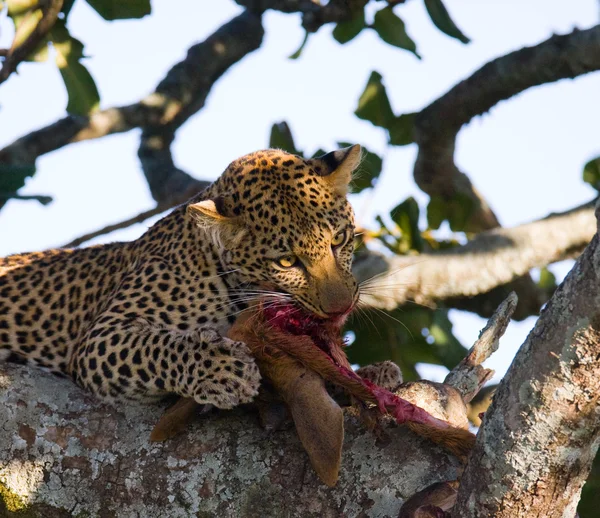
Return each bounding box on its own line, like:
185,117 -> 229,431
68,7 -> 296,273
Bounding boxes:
0,294 -> 511,516
0,362 -> 461,517
355,200 -> 595,318
0,0 -> 64,85
59,199 -> 594,320
0,10 -> 264,208
452,221 -> 600,517
414,24 -> 600,232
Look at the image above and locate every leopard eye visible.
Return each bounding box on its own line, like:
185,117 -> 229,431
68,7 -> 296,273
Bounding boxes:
331,230 -> 346,248
275,255 -> 298,269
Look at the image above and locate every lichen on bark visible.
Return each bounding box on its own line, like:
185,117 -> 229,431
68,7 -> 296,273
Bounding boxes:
0,363 -> 462,518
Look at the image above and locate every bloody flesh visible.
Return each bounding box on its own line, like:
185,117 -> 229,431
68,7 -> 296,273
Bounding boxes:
261,304 -> 453,431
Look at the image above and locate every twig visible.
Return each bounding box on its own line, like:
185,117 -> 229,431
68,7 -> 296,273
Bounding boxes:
414,24 -> 600,232
444,292 -> 517,402
0,193 -> 52,205
0,0 -> 64,84
62,204 -> 170,248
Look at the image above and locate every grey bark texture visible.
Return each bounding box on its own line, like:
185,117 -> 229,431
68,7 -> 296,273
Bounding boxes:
453,231 -> 600,517
354,200 -> 595,319
0,363 -> 462,518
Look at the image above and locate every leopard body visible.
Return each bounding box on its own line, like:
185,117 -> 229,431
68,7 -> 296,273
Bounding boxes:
0,146 -> 361,408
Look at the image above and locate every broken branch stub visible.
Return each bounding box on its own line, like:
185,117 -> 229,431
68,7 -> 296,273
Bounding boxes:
445,291 -> 518,402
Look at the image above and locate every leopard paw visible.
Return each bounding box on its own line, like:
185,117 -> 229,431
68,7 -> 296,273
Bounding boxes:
193,331 -> 261,409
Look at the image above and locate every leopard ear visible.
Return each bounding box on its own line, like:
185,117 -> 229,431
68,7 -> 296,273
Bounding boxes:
187,196 -> 237,228
314,144 -> 362,196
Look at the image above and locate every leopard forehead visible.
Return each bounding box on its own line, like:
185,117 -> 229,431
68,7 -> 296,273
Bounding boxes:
215,149 -> 355,257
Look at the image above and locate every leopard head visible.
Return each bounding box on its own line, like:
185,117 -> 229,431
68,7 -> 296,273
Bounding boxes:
187,146 -> 361,320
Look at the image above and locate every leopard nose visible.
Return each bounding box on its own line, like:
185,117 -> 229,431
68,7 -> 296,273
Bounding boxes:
321,291 -> 355,317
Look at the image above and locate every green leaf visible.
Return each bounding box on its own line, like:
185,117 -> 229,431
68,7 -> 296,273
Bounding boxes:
391,196 -> 423,252
583,156 -> 600,190
269,121 -> 301,155
9,8 -> 49,62
426,196 -> 445,230
49,20 -> 100,115
0,163 -> 36,194
84,0 -> 150,20
447,193 -> 475,232
372,7 -> 420,58
355,71 -> 395,128
337,141 -> 383,193
424,0 -> 470,44
426,194 -> 475,232
388,112 -> 416,146
288,31 -> 309,60
537,267 -> 556,291
332,9 -> 366,44
6,0 -> 39,17
58,60 -> 100,115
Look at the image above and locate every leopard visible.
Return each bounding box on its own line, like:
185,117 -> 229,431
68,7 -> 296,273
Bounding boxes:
0,145 -> 368,410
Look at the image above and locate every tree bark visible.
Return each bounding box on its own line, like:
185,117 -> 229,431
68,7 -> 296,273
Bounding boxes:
354,200 -> 595,319
453,232 -> 600,516
0,362 -> 461,518
414,24 -> 600,232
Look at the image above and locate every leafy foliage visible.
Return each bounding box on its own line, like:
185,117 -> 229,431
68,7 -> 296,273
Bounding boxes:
5,1 -> 100,115
583,156 -> 600,190
355,73 -> 416,146
372,7 -> 420,58
288,31 -> 309,60
390,196 -> 423,252
0,162 -> 36,193
427,193 -> 475,232
424,0 -> 470,44
269,122 -> 301,155
83,0 -> 151,21
355,71 -> 395,128
346,306 -> 467,381
50,20 -> 100,115
332,8 -> 366,44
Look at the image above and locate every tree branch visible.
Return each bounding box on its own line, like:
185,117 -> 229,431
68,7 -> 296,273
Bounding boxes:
0,294 -> 511,516
61,204 -> 171,248
414,24 -> 600,232
61,200 -> 594,322
0,362 -> 460,517
354,200 -> 595,318
0,10 -> 264,208
0,0 -> 64,85
444,292 -> 517,402
234,0 -> 367,32
453,219 -> 600,517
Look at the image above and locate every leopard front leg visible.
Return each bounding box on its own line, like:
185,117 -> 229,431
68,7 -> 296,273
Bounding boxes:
69,318 -> 261,408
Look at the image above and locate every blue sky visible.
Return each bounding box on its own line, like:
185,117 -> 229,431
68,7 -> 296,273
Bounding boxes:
1,0 -> 599,382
